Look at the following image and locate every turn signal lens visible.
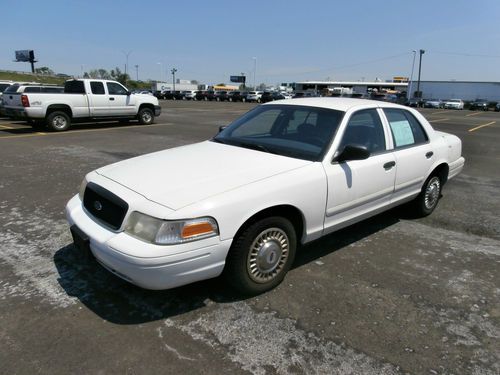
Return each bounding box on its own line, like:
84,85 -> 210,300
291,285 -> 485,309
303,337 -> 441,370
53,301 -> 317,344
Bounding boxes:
182,222 -> 216,239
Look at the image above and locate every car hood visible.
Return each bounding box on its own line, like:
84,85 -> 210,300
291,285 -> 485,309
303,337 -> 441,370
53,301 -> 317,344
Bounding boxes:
97,140 -> 311,210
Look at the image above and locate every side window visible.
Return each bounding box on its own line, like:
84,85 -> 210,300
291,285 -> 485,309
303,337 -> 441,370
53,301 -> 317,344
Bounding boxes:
90,82 -> 105,95
107,82 -> 128,95
338,109 -> 386,154
384,109 -> 428,148
24,87 -> 41,93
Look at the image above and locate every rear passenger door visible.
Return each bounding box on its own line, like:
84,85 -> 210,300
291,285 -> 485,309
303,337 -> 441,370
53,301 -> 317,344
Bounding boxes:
88,81 -> 108,117
381,108 -> 434,202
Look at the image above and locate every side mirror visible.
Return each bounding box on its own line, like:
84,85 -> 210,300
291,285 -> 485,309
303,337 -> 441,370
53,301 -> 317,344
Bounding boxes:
333,144 -> 370,163
126,91 -> 131,96
218,125 -> 228,133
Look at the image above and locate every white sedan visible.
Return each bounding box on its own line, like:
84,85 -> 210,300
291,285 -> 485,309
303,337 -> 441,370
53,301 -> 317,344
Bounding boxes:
66,98 -> 465,295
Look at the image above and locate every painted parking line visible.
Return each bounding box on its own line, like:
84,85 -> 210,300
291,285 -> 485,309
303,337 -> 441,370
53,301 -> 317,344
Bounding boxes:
0,124 -> 14,129
429,110 -> 448,116
468,121 -> 495,132
466,112 -> 482,117
429,118 -> 449,123
0,122 -> 174,140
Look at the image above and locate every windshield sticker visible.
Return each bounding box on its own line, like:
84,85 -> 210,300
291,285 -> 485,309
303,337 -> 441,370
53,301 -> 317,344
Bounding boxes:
390,120 -> 414,147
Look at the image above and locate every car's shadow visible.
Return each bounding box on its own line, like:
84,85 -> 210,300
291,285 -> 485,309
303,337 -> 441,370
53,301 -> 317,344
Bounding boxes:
0,120 -> 146,135
54,206 -> 408,325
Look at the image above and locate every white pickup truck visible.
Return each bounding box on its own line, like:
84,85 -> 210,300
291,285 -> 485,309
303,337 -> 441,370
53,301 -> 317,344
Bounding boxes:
3,79 -> 161,131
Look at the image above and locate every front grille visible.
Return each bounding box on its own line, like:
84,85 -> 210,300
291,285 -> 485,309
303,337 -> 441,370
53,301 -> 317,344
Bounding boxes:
83,182 -> 129,230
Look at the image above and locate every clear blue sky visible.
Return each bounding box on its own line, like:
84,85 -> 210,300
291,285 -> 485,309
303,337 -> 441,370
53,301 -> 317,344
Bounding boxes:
2,0 -> 500,85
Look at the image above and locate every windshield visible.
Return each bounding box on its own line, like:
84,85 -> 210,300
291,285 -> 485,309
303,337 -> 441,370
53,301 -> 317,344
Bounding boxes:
0,84 -> 11,92
213,104 -> 344,161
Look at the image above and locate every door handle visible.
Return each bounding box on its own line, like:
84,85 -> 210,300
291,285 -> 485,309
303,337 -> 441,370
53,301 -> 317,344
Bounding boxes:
426,151 -> 434,159
383,161 -> 396,170
109,97 -> 115,101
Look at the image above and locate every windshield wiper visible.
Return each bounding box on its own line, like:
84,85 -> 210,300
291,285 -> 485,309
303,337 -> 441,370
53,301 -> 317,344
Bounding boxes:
236,141 -> 278,155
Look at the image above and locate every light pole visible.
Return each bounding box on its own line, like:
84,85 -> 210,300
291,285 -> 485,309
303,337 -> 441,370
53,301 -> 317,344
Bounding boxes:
135,65 -> 139,81
171,68 -> 177,91
80,64 -> 84,78
122,50 -> 132,76
241,72 -> 246,90
416,49 -> 425,98
252,57 -> 257,89
407,50 -> 416,100
157,62 -> 162,82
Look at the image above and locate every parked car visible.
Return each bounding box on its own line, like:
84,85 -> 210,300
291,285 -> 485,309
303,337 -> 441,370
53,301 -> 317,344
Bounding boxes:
423,99 -> 443,109
405,98 -> 422,107
227,91 -> 247,102
469,99 -> 489,111
246,91 -> 263,103
260,91 -> 275,103
495,103 -> 500,112
443,99 -> 464,110
194,91 -> 206,101
0,81 -> 13,97
183,90 -> 197,100
205,91 -> 217,101
215,91 -> 229,101
3,79 -> 160,131
67,98 -> 464,295
292,92 -> 318,99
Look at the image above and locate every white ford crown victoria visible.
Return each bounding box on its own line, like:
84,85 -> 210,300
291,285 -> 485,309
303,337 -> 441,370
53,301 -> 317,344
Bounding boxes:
66,98 -> 465,294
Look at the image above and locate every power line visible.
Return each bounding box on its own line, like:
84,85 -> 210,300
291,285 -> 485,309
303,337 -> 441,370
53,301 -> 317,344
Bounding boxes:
429,50 -> 500,58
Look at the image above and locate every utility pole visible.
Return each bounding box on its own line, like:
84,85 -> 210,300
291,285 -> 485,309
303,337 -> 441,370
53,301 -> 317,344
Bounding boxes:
171,68 -> 178,91
416,49 -> 425,98
135,65 -> 139,81
407,50 -> 416,100
252,57 -> 257,90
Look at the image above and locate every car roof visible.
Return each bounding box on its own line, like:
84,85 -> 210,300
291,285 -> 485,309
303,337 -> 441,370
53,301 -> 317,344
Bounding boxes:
262,97 -> 406,112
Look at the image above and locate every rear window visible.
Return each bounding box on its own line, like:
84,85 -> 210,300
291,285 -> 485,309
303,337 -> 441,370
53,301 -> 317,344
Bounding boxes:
24,87 -> 42,93
90,81 -> 105,95
384,109 -> 428,148
0,84 -> 11,92
65,81 -> 85,94
5,84 -> 20,93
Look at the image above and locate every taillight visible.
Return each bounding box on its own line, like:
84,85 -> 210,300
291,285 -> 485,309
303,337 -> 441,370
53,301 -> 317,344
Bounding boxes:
21,94 -> 30,107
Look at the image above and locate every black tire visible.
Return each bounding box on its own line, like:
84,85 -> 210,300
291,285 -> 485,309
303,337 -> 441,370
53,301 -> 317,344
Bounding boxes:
137,108 -> 154,125
412,174 -> 442,217
224,216 -> 297,295
46,111 -> 71,131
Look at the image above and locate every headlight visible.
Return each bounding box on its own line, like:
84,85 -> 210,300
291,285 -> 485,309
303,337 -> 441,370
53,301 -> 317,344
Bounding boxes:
125,211 -> 219,245
78,176 -> 88,200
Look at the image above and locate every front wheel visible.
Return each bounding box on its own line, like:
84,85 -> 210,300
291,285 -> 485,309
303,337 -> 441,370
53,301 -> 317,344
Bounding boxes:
46,111 -> 71,131
224,216 -> 297,295
137,108 -> 154,125
412,175 -> 442,217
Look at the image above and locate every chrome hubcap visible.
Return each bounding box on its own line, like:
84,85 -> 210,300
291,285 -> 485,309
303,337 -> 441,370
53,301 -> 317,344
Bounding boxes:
53,116 -> 67,129
142,112 -> 152,123
424,177 -> 440,209
247,228 -> 289,283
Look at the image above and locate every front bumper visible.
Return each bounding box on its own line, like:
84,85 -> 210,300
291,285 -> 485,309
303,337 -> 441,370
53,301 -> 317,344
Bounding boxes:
65,194 -> 232,290
154,105 -> 161,117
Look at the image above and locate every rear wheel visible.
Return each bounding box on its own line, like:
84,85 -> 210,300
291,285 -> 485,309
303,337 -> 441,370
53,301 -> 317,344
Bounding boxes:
412,175 -> 442,217
224,216 -> 297,295
137,108 -> 154,125
46,111 -> 71,131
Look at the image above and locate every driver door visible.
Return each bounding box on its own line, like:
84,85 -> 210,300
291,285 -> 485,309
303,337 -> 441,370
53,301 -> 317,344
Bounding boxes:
323,108 -> 396,232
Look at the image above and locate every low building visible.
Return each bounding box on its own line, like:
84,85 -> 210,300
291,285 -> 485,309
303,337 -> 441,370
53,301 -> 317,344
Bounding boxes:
412,81 -> 500,101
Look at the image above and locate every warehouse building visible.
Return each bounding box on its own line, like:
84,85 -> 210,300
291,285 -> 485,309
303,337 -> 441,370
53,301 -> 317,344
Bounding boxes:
293,80 -> 500,101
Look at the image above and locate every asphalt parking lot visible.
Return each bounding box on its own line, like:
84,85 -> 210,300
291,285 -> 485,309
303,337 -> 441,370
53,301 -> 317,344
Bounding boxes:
0,101 -> 499,375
